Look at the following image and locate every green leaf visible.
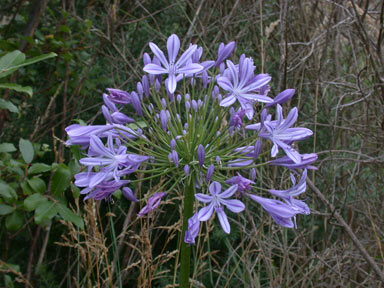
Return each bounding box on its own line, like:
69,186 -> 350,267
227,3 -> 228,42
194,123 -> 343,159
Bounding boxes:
34,200 -> 57,224
24,193 -> 47,212
19,138 -> 34,163
21,181 -> 34,195
28,163 -> 51,174
51,165 -> 71,197
0,204 -> 14,215
0,182 -> 17,202
0,83 -> 33,96
70,183 -> 80,198
5,211 -> 23,231
0,262 -> 20,272
68,159 -> 80,176
57,203 -> 84,229
0,143 -> 16,153
0,52 -> 57,77
4,274 -> 14,288
0,50 -> 25,78
27,177 -> 46,194
0,98 -> 19,113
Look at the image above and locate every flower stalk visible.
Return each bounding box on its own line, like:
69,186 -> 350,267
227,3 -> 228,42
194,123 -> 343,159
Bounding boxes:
179,175 -> 195,287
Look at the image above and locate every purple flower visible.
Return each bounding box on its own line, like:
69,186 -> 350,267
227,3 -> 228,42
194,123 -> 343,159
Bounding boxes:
195,182 -> 244,233
75,175 -> 129,201
229,108 -> 247,128
246,105 -> 313,163
111,111 -> 134,124
160,110 -> 168,131
122,187 -> 138,202
217,57 -> 273,119
270,153 -> 318,170
184,165 -> 190,175
249,194 -> 297,228
225,173 -> 254,193
215,41 -> 236,67
106,88 -> 131,104
206,164 -> 214,182
269,169 -> 310,216
197,144 -> 205,167
170,139 -> 177,150
79,135 -> 148,187
170,150 -> 179,167
130,91 -> 142,115
142,75 -> 149,97
184,213 -> 200,245
138,192 -> 166,217
265,89 -> 295,108
143,34 -> 203,93
250,168 -> 256,181
65,124 -> 114,147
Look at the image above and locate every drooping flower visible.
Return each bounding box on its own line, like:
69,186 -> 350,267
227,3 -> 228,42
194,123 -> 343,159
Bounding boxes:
225,173 -> 254,193
195,182 -> 244,233
138,192 -> 166,217
248,194 -> 297,228
122,187 -> 138,202
270,153 -> 318,170
269,169 -> 310,216
184,213 -> 201,245
143,34 -> 204,93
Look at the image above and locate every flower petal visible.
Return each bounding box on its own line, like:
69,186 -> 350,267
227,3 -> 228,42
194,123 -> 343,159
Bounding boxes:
216,207 -> 230,234
220,95 -> 236,107
209,181 -> 221,195
143,64 -> 167,75
221,199 -> 245,213
176,44 -> 197,67
198,203 -> 214,221
195,193 -> 213,203
149,42 -> 169,68
219,184 -> 238,198
167,34 -> 180,63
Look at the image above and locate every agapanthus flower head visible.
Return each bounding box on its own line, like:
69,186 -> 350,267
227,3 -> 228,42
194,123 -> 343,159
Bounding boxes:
66,34 -> 316,253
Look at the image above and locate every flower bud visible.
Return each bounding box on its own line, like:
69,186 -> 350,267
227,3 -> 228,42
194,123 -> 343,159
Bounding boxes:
197,144 -> 205,167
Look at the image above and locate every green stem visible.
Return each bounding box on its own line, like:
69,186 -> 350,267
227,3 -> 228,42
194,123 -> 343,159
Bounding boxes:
179,176 -> 195,287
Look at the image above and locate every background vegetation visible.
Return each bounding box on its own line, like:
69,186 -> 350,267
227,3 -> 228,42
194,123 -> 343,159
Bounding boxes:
0,0 -> 383,287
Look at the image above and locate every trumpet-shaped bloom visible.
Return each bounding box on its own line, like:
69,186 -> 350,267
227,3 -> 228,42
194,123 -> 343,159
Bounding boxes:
195,181 -> 244,233
184,213 -> 201,245
217,57 -> 273,119
225,173 -> 254,193
79,135 -> 148,187
143,34 -> 203,93
269,169 -> 310,216
138,192 -> 166,217
249,194 -> 297,228
247,104 -> 313,163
